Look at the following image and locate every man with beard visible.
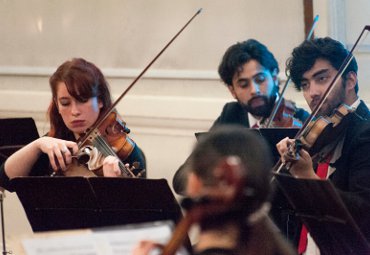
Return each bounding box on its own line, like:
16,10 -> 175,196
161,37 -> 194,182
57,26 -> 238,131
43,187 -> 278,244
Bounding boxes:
214,39 -> 308,129
172,39 -> 308,195
276,37 -> 370,254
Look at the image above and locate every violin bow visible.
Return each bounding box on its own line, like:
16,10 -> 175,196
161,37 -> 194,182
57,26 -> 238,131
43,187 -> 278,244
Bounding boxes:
265,15 -> 319,128
273,25 -> 370,174
78,8 -> 203,146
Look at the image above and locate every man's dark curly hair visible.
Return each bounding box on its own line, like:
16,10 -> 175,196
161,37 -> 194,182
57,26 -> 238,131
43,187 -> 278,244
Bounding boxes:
218,39 -> 279,86
286,37 -> 358,92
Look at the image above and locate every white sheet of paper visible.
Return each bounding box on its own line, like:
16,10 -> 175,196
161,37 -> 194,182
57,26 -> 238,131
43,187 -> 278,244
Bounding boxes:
22,233 -> 112,255
21,221 -> 189,255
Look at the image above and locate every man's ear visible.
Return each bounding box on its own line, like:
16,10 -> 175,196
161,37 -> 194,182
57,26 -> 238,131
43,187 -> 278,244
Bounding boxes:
98,99 -> 103,109
271,68 -> 279,86
227,85 -> 237,99
345,71 -> 357,92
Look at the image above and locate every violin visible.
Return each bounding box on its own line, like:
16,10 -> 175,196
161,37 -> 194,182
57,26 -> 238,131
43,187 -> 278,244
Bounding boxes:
299,104 -> 354,156
279,104 -> 354,170
60,9 -> 202,178
262,98 -> 303,128
64,110 -> 138,177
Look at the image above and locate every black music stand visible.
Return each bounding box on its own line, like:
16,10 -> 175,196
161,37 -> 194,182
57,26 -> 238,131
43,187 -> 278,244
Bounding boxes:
256,128 -> 299,163
0,118 -> 39,255
274,173 -> 370,255
0,118 -> 39,165
11,177 -> 184,232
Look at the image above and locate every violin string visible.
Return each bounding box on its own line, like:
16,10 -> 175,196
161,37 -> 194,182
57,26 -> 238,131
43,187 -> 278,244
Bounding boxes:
93,136 -> 129,175
96,136 -> 131,176
92,136 -> 132,177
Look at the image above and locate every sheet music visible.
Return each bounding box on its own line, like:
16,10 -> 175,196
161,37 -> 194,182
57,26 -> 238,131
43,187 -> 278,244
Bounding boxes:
21,221 -> 189,255
22,234 -> 110,255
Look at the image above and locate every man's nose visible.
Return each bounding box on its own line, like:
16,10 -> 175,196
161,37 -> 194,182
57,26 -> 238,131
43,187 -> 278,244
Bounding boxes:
250,81 -> 260,95
308,83 -> 321,98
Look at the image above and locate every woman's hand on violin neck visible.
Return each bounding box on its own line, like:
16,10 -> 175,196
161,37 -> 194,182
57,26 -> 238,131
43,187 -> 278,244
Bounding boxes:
276,137 -> 318,179
36,137 -> 78,172
102,155 -> 121,177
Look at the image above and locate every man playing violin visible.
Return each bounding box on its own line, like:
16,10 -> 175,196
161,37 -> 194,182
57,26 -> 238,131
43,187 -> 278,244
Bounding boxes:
173,39 -> 308,195
0,58 -> 146,192
276,37 -> 370,254
214,39 -> 308,129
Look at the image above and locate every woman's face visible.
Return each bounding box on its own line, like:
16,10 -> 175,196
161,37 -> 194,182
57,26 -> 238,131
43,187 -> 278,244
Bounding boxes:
55,82 -> 103,136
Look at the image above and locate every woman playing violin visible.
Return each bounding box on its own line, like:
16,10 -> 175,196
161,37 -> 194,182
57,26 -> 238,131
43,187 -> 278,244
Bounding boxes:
275,37 -> 370,254
0,58 -> 146,191
133,126 -> 296,255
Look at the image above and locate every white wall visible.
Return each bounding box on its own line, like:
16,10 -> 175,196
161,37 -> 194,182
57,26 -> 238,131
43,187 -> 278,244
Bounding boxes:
1,0 -> 370,246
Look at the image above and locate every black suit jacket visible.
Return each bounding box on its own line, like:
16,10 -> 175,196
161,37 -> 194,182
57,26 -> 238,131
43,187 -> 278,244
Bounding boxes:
329,101 -> 370,241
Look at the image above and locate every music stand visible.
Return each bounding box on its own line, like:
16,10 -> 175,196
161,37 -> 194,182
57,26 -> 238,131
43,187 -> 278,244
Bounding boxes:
0,118 -> 39,165
274,173 -> 370,255
0,118 -> 39,254
11,176 -> 184,232
256,128 -> 299,164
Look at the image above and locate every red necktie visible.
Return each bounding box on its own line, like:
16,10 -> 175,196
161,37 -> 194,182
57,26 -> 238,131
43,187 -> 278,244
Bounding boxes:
252,123 -> 259,128
297,156 -> 331,254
